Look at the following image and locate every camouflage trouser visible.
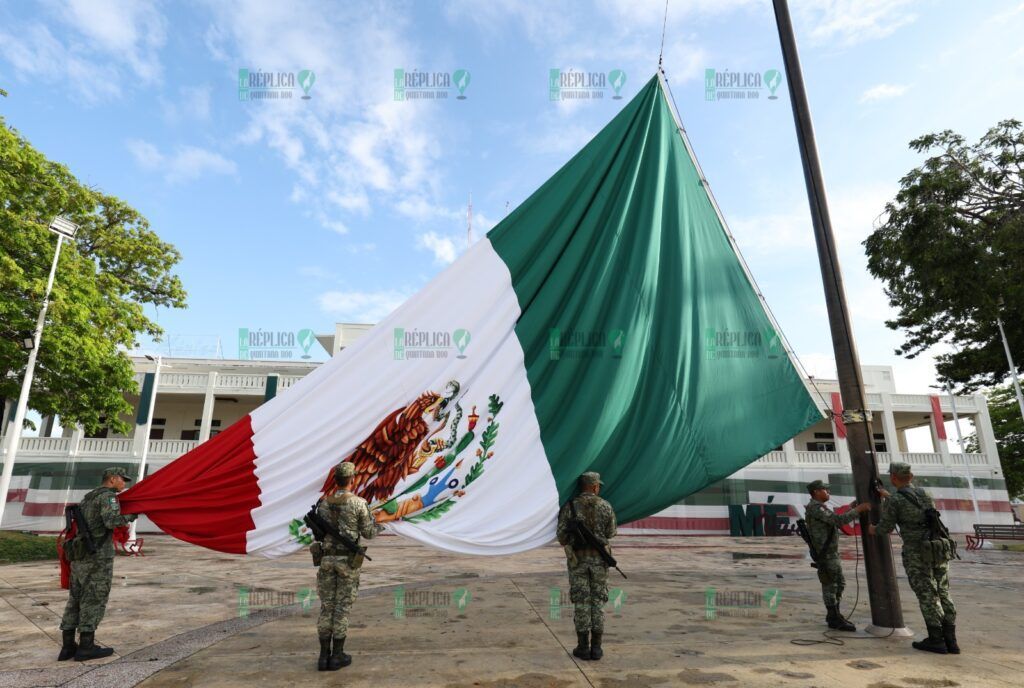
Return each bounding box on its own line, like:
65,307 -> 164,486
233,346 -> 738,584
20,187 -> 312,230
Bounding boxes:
317,555 -> 361,639
569,558 -> 609,634
816,556 -> 846,608
60,556 -> 114,633
903,550 -> 955,627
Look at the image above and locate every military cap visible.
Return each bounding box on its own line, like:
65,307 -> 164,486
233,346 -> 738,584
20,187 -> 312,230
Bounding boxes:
103,466 -> 132,482
806,479 -> 829,493
579,471 -> 604,486
335,462 -> 356,481
889,461 -> 912,477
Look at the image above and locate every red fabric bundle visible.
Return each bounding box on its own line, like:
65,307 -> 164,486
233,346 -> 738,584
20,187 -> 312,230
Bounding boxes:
56,520 -> 76,589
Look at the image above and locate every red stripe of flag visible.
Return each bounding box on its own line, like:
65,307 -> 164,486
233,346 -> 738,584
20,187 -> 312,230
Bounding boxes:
118,415 -> 260,554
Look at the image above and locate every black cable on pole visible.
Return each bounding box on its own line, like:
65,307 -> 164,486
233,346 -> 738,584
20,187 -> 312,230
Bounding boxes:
658,0 -> 669,68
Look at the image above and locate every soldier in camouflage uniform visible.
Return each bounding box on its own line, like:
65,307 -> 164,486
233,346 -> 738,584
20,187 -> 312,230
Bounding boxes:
870,462 -> 959,654
804,479 -> 870,631
315,461 -> 376,671
58,467 -> 137,662
556,471 -> 617,661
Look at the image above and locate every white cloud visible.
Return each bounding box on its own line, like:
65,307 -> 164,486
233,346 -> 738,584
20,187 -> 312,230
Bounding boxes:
859,83 -> 909,103
58,0 -> 166,81
418,232 -> 459,265
0,24 -> 122,102
203,0 -> 446,237
126,139 -> 237,183
125,139 -> 163,167
798,0 -> 918,47
0,0 -> 166,103
396,196 -> 463,224
162,85 -> 212,122
319,289 -> 410,321
729,184 -> 893,257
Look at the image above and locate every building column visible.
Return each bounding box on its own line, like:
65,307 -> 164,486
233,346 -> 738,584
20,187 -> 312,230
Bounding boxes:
783,438 -> 798,465
40,415 -> 56,438
879,392 -> 902,463
264,373 -> 280,402
198,372 -> 218,442
973,392 -> 1000,469
67,425 -> 84,457
1,399 -> 14,443
131,371 -> 157,459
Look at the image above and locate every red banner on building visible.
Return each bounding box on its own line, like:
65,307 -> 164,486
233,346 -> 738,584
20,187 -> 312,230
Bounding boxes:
831,392 -> 847,439
929,395 -> 948,440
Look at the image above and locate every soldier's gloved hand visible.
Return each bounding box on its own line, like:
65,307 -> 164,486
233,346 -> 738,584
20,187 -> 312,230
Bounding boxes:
125,513 -> 138,522
373,524 -> 387,535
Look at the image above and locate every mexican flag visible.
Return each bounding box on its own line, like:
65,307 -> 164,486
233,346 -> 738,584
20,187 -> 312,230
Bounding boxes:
119,73 -> 822,556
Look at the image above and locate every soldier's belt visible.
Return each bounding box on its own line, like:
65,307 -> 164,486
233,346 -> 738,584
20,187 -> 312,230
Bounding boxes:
573,547 -> 601,557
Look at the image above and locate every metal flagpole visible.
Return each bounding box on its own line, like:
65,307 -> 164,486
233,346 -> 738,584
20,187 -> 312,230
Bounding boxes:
0,217 -> 78,528
772,0 -> 908,634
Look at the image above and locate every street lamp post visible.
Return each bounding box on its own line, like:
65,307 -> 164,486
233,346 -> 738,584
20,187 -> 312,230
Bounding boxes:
995,312 -> 1024,425
0,217 -> 79,529
128,354 -> 163,542
944,383 -> 981,523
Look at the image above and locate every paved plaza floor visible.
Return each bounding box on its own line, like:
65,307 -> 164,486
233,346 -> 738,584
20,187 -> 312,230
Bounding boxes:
1,534 -> 1021,687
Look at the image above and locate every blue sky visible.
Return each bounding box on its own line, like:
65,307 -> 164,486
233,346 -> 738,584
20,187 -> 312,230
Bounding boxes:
2,0 -> 1023,397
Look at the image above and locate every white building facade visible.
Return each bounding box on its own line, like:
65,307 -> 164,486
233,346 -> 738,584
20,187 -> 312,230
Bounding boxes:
1,323 -> 1014,535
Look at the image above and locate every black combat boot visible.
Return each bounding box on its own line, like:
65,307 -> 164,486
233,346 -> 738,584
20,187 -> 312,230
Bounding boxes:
589,631 -> 603,660
572,631 -> 590,660
73,632 -> 115,662
941,621 -> 960,654
826,605 -> 855,632
57,629 -> 77,661
317,636 -> 331,671
327,635 -> 351,670
912,626 -> 949,654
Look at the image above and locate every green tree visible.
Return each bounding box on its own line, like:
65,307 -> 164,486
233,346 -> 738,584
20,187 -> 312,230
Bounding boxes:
863,120 -> 1024,392
967,384 -> 1024,501
0,117 -> 186,435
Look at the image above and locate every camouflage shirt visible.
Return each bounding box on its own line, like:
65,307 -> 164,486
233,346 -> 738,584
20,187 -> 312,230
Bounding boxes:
876,485 -> 932,548
316,490 -> 375,554
556,493 -> 617,548
804,499 -> 858,559
79,486 -> 134,559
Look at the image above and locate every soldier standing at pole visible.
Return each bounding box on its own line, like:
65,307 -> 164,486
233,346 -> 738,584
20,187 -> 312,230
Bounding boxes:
869,462 -> 959,654
804,479 -> 871,631
556,472 -> 617,661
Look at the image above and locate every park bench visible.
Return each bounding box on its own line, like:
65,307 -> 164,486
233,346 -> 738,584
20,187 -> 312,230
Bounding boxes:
965,523 -> 1024,550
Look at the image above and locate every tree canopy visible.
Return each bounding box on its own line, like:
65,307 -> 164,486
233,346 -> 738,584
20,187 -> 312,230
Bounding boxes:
966,384 -> 1023,501
1,117 -> 186,435
863,120 -> 1024,392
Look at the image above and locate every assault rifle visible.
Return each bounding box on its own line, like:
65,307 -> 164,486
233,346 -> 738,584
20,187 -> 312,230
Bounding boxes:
568,499 -> 626,579
795,517 -> 833,569
303,501 -> 371,561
